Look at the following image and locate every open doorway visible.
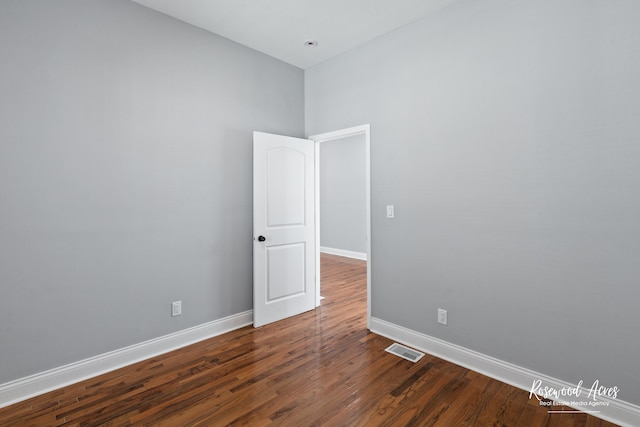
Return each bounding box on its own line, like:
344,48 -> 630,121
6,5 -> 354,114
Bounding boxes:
310,125 -> 371,329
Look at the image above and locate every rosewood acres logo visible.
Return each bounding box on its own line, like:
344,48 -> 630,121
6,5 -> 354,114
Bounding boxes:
529,379 -> 620,413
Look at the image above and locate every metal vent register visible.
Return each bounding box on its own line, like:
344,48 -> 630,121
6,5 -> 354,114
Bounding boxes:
385,343 -> 425,363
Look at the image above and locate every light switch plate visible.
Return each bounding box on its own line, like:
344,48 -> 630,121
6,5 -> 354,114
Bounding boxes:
386,205 -> 395,218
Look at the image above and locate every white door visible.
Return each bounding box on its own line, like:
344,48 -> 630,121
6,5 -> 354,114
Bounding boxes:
253,131 -> 316,327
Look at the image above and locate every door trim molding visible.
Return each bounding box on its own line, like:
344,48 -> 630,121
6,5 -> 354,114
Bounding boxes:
309,124 -> 371,329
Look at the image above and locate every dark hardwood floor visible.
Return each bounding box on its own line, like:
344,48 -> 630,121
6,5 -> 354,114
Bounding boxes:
0,253 -> 619,426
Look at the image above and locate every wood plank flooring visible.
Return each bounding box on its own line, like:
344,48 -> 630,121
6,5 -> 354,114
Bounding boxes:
0,253 -> 619,426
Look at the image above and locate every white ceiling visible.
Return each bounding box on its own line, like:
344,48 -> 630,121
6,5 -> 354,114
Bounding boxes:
131,0 -> 460,69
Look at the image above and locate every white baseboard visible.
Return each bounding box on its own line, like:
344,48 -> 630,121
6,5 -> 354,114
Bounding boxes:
320,246 -> 367,260
0,310 -> 253,409
370,317 -> 640,427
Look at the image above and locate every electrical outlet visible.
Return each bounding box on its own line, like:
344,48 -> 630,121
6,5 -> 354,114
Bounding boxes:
437,308 -> 447,325
171,301 -> 182,317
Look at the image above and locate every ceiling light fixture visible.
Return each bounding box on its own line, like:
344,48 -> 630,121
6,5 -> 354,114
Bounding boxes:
304,40 -> 318,47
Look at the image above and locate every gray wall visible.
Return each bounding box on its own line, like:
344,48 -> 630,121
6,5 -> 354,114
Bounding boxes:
306,0 -> 640,406
319,134 -> 367,254
0,0 -> 304,383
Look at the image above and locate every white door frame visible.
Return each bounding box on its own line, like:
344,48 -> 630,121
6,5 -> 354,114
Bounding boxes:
309,124 -> 371,330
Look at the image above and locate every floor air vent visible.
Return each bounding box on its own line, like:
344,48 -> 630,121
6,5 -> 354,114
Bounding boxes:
385,343 -> 425,363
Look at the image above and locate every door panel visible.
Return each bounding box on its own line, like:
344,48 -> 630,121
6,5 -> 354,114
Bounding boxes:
267,149 -> 306,226
253,131 -> 315,327
266,243 -> 306,301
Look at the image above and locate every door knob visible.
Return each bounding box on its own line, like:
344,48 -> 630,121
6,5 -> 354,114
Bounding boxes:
258,235 -> 266,242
